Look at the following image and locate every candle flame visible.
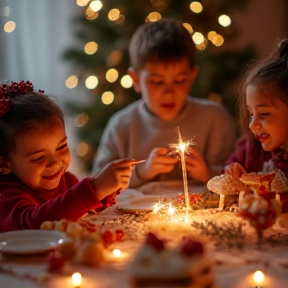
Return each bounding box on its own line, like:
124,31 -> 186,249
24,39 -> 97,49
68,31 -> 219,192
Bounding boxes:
72,272 -> 82,287
113,248 -> 122,257
253,270 -> 264,284
168,204 -> 175,215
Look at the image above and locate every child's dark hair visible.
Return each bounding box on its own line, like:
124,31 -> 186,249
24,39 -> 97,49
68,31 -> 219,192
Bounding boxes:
129,18 -> 196,73
238,38 -> 288,129
0,81 -> 64,159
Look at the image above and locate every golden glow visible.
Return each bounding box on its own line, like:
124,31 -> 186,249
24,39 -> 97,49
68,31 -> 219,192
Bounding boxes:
192,32 -> 204,45
212,34 -> 224,46
183,23 -> 193,35
190,1 -> 203,13
77,142 -> 89,157
84,41 -> 98,55
76,0 -> 90,7
106,50 -> 123,67
74,113 -> 89,128
85,6 -> 98,20
253,270 -> 264,284
146,12 -> 161,22
115,15 -> 125,25
4,21 -> 16,33
120,75 -> 133,88
108,8 -> 120,21
66,75 -> 78,89
106,68 -> 119,83
85,75 -> 98,89
218,14 -> 231,27
168,204 -> 175,215
101,91 -> 114,105
89,0 -> 103,12
207,31 -> 217,41
196,38 -> 207,51
112,249 -> 121,257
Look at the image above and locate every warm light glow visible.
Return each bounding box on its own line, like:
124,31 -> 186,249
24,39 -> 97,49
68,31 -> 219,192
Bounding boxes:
4,21 -> 16,33
106,50 -> 123,67
253,270 -> 264,284
146,12 -> 161,22
196,38 -> 208,51
101,91 -> 114,105
183,23 -> 193,35
207,31 -> 217,41
77,142 -> 89,157
66,75 -> 78,89
84,41 -> 98,54
190,1 -> 203,13
89,0 -> 103,12
113,249 -> 121,257
106,68 -> 119,83
74,113 -> 89,127
120,75 -> 133,88
108,8 -> 120,21
76,0 -> 90,7
218,14 -> 231,27
115,15 -> 125,25
192,32 -> 204,45
0,6 -> 11,17
212,34 -> 224,46
85,7 -> 98,20
168,204 -> 175,215
85,75 -> 98,89
153,203 -> 161,214
71,272 -> 82,287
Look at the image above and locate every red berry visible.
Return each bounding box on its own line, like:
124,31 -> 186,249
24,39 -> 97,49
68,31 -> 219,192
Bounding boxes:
116,230 -> 124,242
180,240 -> 204,257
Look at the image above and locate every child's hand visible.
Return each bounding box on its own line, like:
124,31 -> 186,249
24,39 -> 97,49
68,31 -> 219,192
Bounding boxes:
136,148 -> 178,181
185,147 -> 212,184
90,159 -> 134,200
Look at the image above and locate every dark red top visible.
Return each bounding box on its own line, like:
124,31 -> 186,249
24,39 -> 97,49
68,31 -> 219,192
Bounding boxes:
0,172 -> 113,232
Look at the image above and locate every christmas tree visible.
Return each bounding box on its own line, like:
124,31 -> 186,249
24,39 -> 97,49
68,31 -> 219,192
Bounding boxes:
63,0 -> 254,171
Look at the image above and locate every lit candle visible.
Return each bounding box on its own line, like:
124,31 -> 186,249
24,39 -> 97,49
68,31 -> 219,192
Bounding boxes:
71,272 -> 82,288
153,202 -> 161,214
167,203 -> 175,221
253,270 -> 264,287
113,248 -> 122,258
170,127 -> 196,223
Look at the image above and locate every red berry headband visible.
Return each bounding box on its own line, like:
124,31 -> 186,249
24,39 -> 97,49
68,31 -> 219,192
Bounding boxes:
0,81 -> 44,117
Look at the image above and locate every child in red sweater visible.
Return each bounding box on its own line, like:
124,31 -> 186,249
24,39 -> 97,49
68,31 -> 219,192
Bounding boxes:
226,39 -> 288,212
0,81 -> 135,232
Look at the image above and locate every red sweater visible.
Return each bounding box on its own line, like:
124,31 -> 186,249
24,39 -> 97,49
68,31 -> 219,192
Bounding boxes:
226,133 -> 288,212
0,172 -> 113,232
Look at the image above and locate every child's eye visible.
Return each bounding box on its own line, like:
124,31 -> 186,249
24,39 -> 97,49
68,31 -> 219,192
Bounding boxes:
57,143 -> 68,151
249,114 -> 254,122
150,80 -> 163,85
31,156 -> 44,162
261,113 -> 269,118
175,78 -> 186,84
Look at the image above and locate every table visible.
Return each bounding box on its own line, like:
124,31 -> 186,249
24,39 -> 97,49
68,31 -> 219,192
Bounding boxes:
1,182 -> 288,288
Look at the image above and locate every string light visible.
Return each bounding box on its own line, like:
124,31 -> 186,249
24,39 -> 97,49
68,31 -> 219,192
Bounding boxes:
106,69 -> 119,83
66,75 -> 78,89
74,113 -> 89,127
76,0 -> 89,7
85,75 -> 98,89
183,23 -> 193,35
190,1 -> 203,13
192,32 -> 204,45
89,0 -> 103,13
120,75 -> 133,88
77,142 -> 89,156
4,21 -> 16,33
84,41 -> 98,55
146,12 -> 161,22
101,91 -> 114,105
108,8 -> 120,21
218,15 -> 231,27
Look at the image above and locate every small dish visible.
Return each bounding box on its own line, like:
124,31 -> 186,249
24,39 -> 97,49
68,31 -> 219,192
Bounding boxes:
0,229 -> 66,255
117,195 -> 160,212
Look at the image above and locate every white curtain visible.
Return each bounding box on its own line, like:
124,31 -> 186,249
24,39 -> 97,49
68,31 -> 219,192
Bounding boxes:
0,0 -> 87,177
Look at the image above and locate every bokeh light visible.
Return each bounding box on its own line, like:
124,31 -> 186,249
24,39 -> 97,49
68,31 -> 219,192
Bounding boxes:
183,23 -> 193,35
74,112 -> 89,127
0,6 -> 11,16
84,41 -> 98,55
4,21 -> 16,33
253,270 -> 264,284
89,0 -> 103,12
85,6 -> 98,20
101,91 -> 114,105
106,69 -> 119,83
212,34 -> 224,46
120,75 -> 133,88
85,75 -> 98,89
207,31 -> 217,41
66,75 -> 78,89
108,8 -> 120,21
77,142 -> 89,157
196,38 -> 208,51
192,32 -> 204,45
76,0 -> 89,7
218,15 -> 231,27
146,12 -> 161,22
106,50 -> 123,67
190,1 -> 203,13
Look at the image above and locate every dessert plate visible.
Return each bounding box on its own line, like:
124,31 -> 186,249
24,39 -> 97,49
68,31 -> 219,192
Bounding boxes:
0,230 -> 66,255
117,195 -> 161,212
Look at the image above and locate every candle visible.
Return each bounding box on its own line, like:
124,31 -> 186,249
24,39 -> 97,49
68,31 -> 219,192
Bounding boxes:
71,272 -> 82,288
167,204 -> 175,221
113,248 -> 122,258
170,127 -> 196,223
253,270 -> 264,287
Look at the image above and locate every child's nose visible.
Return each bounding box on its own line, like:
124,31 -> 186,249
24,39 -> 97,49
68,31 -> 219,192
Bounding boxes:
47,156 -> 62,169
163,84 -> 174,97
249,117 -> 261,131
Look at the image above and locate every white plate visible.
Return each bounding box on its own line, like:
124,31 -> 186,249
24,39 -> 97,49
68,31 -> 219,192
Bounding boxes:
117,195 -> 161,212
0,230 -> 67,255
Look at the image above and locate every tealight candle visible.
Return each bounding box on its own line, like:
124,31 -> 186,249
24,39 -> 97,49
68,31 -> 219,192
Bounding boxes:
253,270 -> 264,287
71,272 -> 82,288
113,248 -> 122,257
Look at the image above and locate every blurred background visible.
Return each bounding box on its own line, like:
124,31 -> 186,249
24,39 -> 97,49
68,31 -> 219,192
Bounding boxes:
0,0 -> 287,178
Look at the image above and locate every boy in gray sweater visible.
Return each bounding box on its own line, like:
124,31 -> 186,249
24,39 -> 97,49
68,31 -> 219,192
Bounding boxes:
93,18 -> 236,188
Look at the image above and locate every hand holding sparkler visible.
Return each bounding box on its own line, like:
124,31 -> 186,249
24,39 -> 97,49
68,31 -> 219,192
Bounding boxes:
135,147 -> 178,181
184,146 -> 212,184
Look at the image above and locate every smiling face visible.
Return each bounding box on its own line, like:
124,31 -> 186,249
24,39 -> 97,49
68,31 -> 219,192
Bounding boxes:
6,122 -> 71,190
246,84 -> 288,151
129,59 -> 198,121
